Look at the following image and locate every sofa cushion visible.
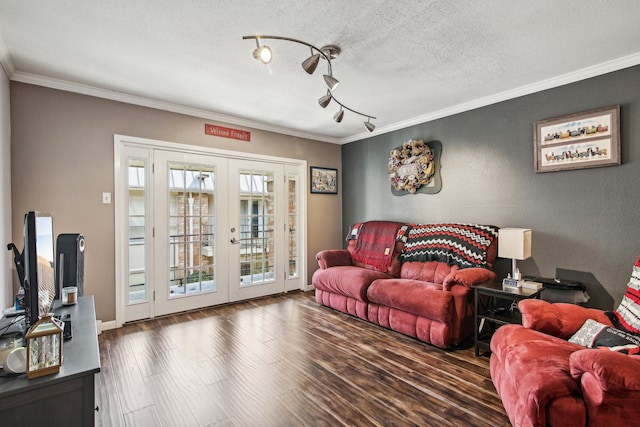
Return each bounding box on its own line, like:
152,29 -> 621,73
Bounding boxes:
569,319 -> 640,354
607,255 -> 640,334
312,266 -> 392,302
519,299 -> 614,339
367,278 -> 452,322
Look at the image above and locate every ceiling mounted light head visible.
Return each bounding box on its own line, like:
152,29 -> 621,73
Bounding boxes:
302,48 -> 321,75
364,118 -> 376,132
321,45 -> 341,90
252,38 -> 272,64
318,91 -> 332,108
334,107 -> 344,123
323,73 -> 340,91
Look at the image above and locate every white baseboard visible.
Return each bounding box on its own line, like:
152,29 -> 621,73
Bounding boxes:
97,320 -> 117,333
94,287 -> 314,334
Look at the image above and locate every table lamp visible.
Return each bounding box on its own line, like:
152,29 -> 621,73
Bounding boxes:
498,228 -> 532,281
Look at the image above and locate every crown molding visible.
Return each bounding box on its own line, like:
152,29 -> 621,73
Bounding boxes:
0,32 -> 16,78
7,51 -> 640,146
9,71 -> 342,144
339,52 -> 640,145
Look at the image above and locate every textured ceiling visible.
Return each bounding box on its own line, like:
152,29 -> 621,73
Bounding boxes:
1,0 -> 639,144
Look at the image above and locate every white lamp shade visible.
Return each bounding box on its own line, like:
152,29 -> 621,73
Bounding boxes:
498,228 -> 532,260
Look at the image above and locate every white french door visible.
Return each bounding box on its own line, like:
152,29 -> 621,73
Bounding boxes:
115,136 -> 306,325
227,160 -> 285,302
153,150 -> 230,316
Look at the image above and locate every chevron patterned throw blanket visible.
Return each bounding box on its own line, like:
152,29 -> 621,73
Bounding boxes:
401,223 -> 499,269
607,255 -> 640,334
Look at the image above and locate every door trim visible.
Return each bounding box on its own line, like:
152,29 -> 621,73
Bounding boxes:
114,134 -> 307,327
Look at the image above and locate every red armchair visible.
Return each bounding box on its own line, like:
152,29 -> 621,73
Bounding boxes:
490,299 -> 640,427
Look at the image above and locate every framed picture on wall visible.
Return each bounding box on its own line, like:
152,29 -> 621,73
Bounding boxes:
533,105 -> 620,173
310,166 -> 338,194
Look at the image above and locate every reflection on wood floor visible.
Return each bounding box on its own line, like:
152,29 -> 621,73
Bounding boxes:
96,291 -> 510,427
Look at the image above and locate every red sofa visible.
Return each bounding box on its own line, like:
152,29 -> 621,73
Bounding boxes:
312,221 -> 498,349
490,299 -> 640,427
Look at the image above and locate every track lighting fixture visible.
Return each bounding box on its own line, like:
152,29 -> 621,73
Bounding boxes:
243,35 -> 377,132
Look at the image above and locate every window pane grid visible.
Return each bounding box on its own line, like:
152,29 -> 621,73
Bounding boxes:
128,162 -> 147,303
239,171 -> 275,287
168,163 -> 216,298
287,174 -> 298,278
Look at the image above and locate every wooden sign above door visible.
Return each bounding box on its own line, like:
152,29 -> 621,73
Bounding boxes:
205,124 -> 251,141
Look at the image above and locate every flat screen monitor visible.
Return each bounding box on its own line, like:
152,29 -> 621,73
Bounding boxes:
23,211 -> 55,328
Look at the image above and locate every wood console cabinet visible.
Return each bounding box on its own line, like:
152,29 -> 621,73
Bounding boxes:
0,296 -> 100,426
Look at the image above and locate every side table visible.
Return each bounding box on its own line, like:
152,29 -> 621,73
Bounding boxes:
473,282 -> 544,356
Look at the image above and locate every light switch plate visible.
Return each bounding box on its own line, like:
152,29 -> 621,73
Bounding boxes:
102,192 -> 112,204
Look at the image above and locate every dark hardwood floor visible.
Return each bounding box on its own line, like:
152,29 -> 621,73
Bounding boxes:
96,291 -> 510,427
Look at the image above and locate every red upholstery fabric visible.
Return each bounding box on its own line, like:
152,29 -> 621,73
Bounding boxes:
367,303 -> 450,348
367,278 -> 451,321
570,350 -> 640,425
491,300 -> 640,426
316,249 -> 353,269
312,221 -> 497,349
315,289 -> 369,320
490,325 -> 585,427
312,266 -> 391,302
400,260 -> 455,283
519,299 -> 613,339
442,267 -> 497,291
449,284 -> 476,345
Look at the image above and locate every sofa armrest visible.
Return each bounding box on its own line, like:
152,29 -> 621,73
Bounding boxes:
316,249 -> 353,269
571,349 -> 640,394
519,299 -> 614,339
442,268 -> 497,291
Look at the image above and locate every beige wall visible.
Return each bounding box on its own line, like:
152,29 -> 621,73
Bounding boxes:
9,82 -> 343,322
1,68 -> 11,309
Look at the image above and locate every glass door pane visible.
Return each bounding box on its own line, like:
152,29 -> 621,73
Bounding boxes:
128,159 -> 147,304
153,150 -> 229,317
238,170 -> 275,286
118,144 -> 154,324
228,160 -> 285,302
287,174 -> 298,279
167,164 -> 216,298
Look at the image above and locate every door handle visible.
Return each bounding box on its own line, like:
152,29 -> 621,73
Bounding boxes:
230,238 -> 240,244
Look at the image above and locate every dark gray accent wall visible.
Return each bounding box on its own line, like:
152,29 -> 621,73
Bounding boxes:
342,65 -> 640,310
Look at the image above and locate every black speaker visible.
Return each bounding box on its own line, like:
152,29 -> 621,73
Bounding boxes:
56,233 -> 85,298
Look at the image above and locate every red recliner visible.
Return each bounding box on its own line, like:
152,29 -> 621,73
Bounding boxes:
490,299 -> 640,427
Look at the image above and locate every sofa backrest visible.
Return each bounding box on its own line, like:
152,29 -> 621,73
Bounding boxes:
345,221 -> 499,280
400,260 -> 458,283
